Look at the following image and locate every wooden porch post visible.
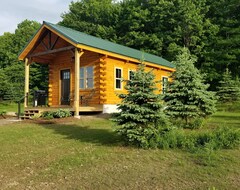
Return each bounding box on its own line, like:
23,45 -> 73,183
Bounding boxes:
74,48 -> 84,118
24,58 -> 29,108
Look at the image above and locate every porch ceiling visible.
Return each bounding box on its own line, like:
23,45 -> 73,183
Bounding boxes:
19,26 -> 76,64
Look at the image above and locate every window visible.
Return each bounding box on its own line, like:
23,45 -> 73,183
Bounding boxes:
129,70 -> 135,80
115,68 -> 122,89
80,66 -> 94,89
162,77 -> 168,94
80,68 -> 84,89
86,67 -> 94,88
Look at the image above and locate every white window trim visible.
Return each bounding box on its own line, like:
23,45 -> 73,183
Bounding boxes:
80,66 -> 94,89
114,67 -> 123,90
162,76 -> 168,94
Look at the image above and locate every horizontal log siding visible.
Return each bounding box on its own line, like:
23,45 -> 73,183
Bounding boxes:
48,49 -> 173,107
104,57 -> 172,104
48,50 -> 101,106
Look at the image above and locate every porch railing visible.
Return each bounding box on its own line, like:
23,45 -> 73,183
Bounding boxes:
17,93 -> 28,119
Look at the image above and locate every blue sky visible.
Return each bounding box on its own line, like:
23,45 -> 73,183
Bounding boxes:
0,0 -> 76,35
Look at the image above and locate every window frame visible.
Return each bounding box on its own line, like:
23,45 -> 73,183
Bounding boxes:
162,76 -> 168,94
86,66 -> 94,89
115,67 -> 123,90
128,69 -> 136,81
79,66 -> 94,89
80,67 -> 85,89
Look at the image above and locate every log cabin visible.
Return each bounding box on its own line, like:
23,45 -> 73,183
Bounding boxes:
18,21 -> 175,118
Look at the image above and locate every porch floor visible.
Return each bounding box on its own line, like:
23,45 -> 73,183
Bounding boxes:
25,104 -> 103,113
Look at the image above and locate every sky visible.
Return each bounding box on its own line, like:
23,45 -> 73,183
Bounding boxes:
0,0 -> 76,35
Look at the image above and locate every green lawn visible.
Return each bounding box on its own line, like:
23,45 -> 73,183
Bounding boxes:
0,101 -> 23,113
0,110 -> 239,189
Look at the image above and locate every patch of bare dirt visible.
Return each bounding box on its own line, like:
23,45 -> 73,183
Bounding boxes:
0,116 -> 20,126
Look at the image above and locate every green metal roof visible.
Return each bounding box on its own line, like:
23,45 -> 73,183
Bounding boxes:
43,21 -> 175,68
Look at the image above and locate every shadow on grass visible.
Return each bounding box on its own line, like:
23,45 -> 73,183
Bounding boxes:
40,123 -> 121,147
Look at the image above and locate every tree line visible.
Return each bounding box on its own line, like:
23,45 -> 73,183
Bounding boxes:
0,20 -> 48,101
0,0 -> 239,101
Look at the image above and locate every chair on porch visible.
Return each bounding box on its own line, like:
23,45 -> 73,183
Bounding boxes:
68,89 -> 95,106
80,89 -> 95,106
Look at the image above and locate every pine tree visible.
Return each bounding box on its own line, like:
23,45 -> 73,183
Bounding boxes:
112,63 -> 168,148
163,48 -> 216,126
217,69 -> 240,103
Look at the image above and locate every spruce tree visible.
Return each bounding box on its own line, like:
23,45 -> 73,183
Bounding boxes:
163,48 -> 216,126
217,69 -> 240,103
112,63 -> 168,148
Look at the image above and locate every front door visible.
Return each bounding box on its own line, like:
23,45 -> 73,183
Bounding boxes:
60,69 -> 70,105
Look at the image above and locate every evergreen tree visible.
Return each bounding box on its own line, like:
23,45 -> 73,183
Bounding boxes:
217,69 -> 240,103
163,48 -> 216,125
112,63 -> 168,148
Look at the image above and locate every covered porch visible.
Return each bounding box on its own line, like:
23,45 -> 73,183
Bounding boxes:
19,22 -> 103,118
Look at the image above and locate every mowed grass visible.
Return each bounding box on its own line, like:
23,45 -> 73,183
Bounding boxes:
0,101 -> 23,113
0,110 -> 240,189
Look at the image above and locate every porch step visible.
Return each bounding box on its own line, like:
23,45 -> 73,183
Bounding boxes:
20,109 -> 40,120
20,116 -> 31,120
25,110 -> 40,114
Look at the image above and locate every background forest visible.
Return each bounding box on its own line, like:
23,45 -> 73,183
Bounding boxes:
0,0 -> 239,101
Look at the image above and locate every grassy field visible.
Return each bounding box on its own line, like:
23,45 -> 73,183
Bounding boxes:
0,108 -> 239,189
0,101 -> 23,113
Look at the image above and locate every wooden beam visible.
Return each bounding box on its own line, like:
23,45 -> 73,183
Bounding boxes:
51,36 -> 59,50
41,41 -> 48,50
48,31 -> 52,49
32,57 -> 52,63
74,48 -> 84,118
24,58 -> 29,108
74,48 -> 80,118
27,29 -> 49,58
28,46 -> 74,58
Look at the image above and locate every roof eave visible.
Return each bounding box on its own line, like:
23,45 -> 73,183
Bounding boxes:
18,21 -> 175,70
18,22 -> 78,61
18,24 -> 46,61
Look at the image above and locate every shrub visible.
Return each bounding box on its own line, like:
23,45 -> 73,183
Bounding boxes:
0,110 -> 7,118
157,128 -> 183,149
53,109 -> 71,118
212,126 -> 240,149
171,118 -> 205,129
41,111 -> 54,119
0,110 -> 7,116
41,109 -> 72,119
157,126 -> 240,151
31,113 -> 42,119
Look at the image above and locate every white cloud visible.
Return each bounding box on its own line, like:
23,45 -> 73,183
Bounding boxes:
0,0 -> 75,35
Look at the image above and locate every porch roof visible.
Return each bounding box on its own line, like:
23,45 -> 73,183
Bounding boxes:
19,21 -> 175,69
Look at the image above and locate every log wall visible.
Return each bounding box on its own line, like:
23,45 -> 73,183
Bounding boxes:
48,50 -> 173,107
